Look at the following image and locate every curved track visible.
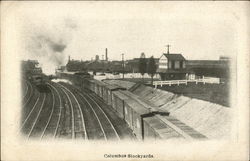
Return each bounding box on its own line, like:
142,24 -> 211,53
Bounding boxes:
61,83 -> 120,141
22,80 -> 34,106
20,80 -> 134,140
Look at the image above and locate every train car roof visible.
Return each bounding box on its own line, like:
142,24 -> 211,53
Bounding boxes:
112,91 -> 130,100
120,90 -> 158,111
124,99 -> 150,115
88,79 -> 95,83
143,116 -> 182,139
105,84 -> 126,91
93,79 -> 107,86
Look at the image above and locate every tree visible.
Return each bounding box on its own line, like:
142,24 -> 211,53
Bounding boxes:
138,53 -> 147,83
147,56 -> 157,85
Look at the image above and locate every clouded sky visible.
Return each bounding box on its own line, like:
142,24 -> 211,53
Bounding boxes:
15,2 -> 245,67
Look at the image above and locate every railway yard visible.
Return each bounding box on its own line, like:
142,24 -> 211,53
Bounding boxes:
21,80 -> 135,140
20,71 -> 217,141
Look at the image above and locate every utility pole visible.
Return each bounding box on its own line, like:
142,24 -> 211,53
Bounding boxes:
102,54 -> 104,74
122,53 -> 124,79
165,44 -> 171,54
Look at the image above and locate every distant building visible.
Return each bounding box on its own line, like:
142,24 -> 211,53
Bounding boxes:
157,53 -> 188,80
219,56 -> 230,61
95,55 -> 100,61
140,52 -> 146,58
126,58 -> 159,73
21,60 -> 42,76
186,59 -> 230,80
66,59 -> 86,72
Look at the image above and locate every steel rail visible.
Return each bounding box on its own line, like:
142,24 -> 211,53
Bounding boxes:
40,85 -> 55,139
47,83 -> 63,138
58,83 -> 88,140
20,92 -> 41,130
77,92 -> 107,141
22,81 -> 29,99
23,81 -> 34,106
82,91 -> 120,141
27,94 -> 47,138
60,87 -> 75,139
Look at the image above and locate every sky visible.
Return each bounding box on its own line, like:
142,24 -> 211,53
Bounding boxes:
11,2 -> 244,74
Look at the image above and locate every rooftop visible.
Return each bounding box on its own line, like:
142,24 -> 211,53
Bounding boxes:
163,53 -> 186,60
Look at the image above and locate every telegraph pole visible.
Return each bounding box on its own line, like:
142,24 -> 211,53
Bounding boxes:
122,53 -> 124,79
102,54 -> 104,74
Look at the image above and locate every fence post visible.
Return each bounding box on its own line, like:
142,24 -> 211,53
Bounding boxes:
177,80 -> 179,86
185,80 -> 187,85
161,81 -> 162,87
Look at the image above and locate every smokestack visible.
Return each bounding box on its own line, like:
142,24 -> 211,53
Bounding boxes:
68,55 -> 71,62
105,48 -> 108,61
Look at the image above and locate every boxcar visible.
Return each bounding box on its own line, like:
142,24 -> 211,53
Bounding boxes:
143,116 -> 162,140
143,116 -> 182,140
93,80 -> 107,98
103,84 -> 126,106
111,91 -> 130,118
88,79 -> 95,92
121,90 -> 159,112
123,99 -> 151,140
82,78 -> 95,92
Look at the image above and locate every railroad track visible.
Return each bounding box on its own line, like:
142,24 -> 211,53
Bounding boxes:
22,80 -> 29,100
27,94 -> 47,138
40,83 -> 63,139
20,80 -> 132,140
84,89 -> 135,140
60,83 -> 120,141
22,80 -> 34,106
46,82 -> 87,140
20,92 -> 46,137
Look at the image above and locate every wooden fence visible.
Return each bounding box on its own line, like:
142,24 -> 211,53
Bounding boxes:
153,77 -> 220,88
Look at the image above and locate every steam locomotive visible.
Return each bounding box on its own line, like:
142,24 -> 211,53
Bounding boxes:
30,74 -> 50,92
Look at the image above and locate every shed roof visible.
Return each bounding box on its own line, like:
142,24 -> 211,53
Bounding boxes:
163,53 -> 186,60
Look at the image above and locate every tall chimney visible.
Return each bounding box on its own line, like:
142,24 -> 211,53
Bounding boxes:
68,55 -> 71,62
105,48 -> 108,61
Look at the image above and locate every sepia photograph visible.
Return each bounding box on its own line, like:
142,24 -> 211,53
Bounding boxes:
1,1 -> 249,161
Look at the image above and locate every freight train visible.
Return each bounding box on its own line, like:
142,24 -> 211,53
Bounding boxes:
83,79 -> 173,140
57,72 -> 187,140
29,74 -> 50,92
57,72 -> 206,140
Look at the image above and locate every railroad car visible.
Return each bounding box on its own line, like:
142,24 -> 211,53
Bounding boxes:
111,91 -> 130,118
111,89 -> 171,140
142,115 -> 181,140
143,116 -> 161,139
93,80 -> 107,98
85,79 -> 95,92
102,84 -> 126,106
70,76 -> 190,140
31,74 -> 50,92
123,99 -> 151,139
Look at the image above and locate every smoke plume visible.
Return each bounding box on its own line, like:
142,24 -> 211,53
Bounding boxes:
24,18 -> 78,75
